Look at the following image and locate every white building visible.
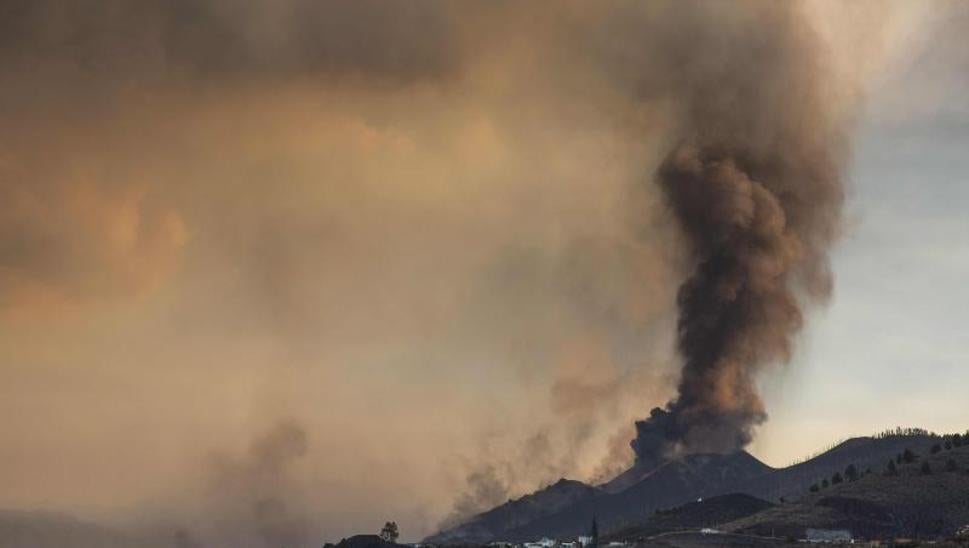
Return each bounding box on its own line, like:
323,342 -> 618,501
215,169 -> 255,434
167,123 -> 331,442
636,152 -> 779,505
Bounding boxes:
805,528 -> 852,543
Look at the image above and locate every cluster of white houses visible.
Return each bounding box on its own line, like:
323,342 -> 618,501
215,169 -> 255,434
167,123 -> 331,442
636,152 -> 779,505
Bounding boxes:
487,539 -> 623,548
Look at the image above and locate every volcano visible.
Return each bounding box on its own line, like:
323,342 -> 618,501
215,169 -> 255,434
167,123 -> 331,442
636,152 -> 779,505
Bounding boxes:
425,433 -> 942,543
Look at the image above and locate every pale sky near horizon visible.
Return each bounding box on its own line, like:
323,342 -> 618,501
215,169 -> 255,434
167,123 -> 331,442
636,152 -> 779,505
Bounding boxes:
752,18 -> 969,466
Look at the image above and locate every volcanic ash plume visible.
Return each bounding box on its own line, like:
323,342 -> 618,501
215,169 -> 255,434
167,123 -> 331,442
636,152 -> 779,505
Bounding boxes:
633,3 -> 849,462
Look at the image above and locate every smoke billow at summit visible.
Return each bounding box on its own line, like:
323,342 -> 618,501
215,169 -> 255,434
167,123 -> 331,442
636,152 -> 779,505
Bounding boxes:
634,4 -> 848,465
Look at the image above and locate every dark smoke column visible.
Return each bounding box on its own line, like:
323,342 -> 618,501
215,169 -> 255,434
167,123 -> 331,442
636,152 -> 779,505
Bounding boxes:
636,4 -> 849,461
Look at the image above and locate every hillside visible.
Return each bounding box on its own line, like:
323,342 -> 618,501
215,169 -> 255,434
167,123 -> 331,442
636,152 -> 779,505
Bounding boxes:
599,460 -> 660,494
426,433 -> 948,543
492,452 -> 771,541
425,479 -> 600,544
739,434 -> 941,502
604,494 -> 776,541
725,444 -> 969,539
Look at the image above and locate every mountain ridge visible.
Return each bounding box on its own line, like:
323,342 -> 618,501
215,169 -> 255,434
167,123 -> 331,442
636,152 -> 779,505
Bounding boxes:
425,433 -> 944,543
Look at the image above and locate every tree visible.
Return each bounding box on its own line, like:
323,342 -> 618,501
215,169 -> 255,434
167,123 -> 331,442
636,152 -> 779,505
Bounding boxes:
946,459 -> 958,472
903,448 -> 917,464
590,515 -> 599,548
832,472 -> 844,485
954,434 -> 964,448
886,459 -> 898,476
944,440 -> 953,451
822,479 -> 829,488
920,461 -> 932,475
845,464 -> 859,482
895,454 -> 902,464
931,444 -> 942,454
809,483 -> 820,493
380,521 -> 399,543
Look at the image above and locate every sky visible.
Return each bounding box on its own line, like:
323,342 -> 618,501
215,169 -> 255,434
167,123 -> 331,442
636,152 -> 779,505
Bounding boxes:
0,1 -> 966,545
753,6 -> 969,465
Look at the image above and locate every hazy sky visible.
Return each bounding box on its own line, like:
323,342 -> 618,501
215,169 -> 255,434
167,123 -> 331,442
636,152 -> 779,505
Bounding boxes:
754,6 -> 969,465
0,1 -> 966,545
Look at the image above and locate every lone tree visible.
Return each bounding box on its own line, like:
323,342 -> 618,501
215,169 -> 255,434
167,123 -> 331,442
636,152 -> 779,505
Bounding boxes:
809,483 -> 820,493
380,521 -> 399,543
845,464 -> 859,482
886,459 -> 898,476
903,448 -> 917,464
920,461 -> 932,475
822,478 -> 830,488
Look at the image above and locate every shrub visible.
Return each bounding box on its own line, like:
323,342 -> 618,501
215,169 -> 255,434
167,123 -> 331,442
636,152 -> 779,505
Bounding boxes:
920,461 -> 932,475
954,434 -> 964,448
845,464 -> 859,482
810,484 -> 819,493
946,459 -> 958,472
822,479 -> 829,488
380,522 -> 400,543
931,444 -> 942,454
903,448 -> 917,463
875,427 -> 933,438
886,460 -> 897,476
944,440 -> 953,451
832,472 -> 844,485
895,454 -> 902,464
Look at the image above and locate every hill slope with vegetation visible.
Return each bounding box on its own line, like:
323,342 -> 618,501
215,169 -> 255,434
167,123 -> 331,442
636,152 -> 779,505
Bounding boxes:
725,438 -> 969,539
427,429 -> 962,543
603,494 -> 776,541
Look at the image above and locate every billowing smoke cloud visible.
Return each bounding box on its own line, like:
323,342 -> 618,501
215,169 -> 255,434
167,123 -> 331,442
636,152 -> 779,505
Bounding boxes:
0,2 -> 680,543
631,3 -> 850,462
0,0 -> 950,545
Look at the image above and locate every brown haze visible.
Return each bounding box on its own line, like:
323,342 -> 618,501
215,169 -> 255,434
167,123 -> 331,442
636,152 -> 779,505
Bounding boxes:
0,1 -> 931,545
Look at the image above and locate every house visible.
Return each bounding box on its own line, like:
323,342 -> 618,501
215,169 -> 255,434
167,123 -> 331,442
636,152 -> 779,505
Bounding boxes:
805,528 -> 852,543
524,537 -> 556,548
